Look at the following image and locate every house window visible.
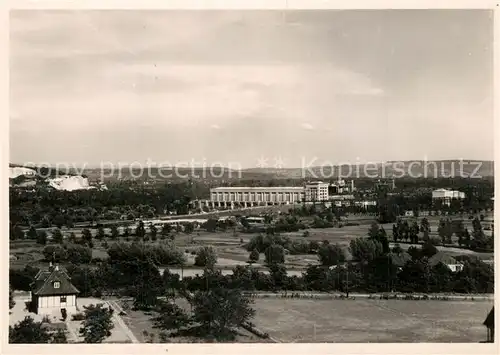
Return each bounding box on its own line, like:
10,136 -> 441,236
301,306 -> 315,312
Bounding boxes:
60,296 -> 66,303
53,281 -> 60,289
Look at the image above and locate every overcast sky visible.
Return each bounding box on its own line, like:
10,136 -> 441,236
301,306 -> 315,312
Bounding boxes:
10,10 -> 493,168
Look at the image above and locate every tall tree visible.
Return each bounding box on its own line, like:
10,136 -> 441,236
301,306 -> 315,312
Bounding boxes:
9,316 -> 51,343
349,238 -> 383,263
9,285 -> 15,310
36,230 -> 48,245
150,224 -> 158,240
317,243 -> 346,267
191,288 -> 255,340
81,228 -> 93,246
248,249 -> 260,264
136,221 -> 146,240
131,260 -> 164,310
264,244 -> 285,265
96,226 -> 106,241
152,300 -> 192,332
161,223 -> 171,236
110,225 -> 120,240
194,246 -> 218,269
79,303 -> 114,343
52,228 -> 64,244
27,226 -> 38,240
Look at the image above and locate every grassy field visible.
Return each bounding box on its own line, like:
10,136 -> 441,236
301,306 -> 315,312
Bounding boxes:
251,298 -> 493,343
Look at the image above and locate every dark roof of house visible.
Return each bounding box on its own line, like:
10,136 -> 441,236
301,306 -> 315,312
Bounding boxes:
387,252 -> 412,267
31,266 -> 79,296
483,307 -> 494,328
429,252 -> 459,267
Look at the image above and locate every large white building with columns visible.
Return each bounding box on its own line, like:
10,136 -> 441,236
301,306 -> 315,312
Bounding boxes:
209,182 -> 330,208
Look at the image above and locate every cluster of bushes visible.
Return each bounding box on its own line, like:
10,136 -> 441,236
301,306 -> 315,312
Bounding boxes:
245,234 -> 318,256
107,241 -> 186,266
42,244 -> 92,264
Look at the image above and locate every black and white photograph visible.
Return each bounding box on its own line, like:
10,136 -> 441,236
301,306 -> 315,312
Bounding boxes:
6,6 -> 496,347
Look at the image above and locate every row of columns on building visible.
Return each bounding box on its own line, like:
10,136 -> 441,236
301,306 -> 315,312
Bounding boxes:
194,200 -> 289,209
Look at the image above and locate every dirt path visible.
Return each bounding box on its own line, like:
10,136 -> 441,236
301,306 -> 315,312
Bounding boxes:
106,300 -> 140,343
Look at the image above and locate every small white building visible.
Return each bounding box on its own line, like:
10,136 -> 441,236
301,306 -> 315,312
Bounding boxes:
30,264 -> 80,315
429,253 -> 464,273
432,189 -> 465,206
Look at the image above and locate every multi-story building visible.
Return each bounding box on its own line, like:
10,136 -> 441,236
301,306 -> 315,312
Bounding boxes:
305,181 -> 330,202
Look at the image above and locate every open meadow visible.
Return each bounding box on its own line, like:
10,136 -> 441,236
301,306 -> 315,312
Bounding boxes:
251,298 -> 494,343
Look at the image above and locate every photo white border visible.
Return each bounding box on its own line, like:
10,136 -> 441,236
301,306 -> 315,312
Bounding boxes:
0,1 -> 498,354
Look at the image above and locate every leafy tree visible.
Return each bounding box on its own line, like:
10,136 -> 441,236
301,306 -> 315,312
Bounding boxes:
317,243 -> 345,267
150,224 -> 158,240
9,316 -> 51,343
36,230 -> 48,245
420,218 -> 430,234
392,224 -> 399,242
161,223 -> 172,236
204,218 -> 218,232
420,241 -> 438,258
110,225 -> 120,240
152,300 -> 192,331
65,244 -> 93,264
68,232 -> 77,243
191,288 -> 255,340
9,266 -> 40,291
9,285 -> 15,310
81,228 -> 93,246
51,329 -> 68,343
410,221 -> 419,244
27,226 -> 38,240
248,249 -> 260,264
136,220 -> 146,240
367,223 -> 390,253
398,258 -> 432,293
184,223 -> 195,234
43,245 -> 67,263
131,260 -> 164,310
349,238 -> 383,263
52,228 -> 64,244
391,244 -> 404,254
268,263 -> 288,290
10,224 -> 25,241
96,226 -> 106,241
79,303 -> 114,343
264,244 -> 285,265
194,246 -> 218,269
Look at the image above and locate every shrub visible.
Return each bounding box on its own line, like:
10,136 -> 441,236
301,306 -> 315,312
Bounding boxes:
194,246 -> 218,268
71,313 -> 86,321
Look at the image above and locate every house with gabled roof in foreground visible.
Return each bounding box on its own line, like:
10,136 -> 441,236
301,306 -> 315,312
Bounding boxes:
30,263 -> 80,315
